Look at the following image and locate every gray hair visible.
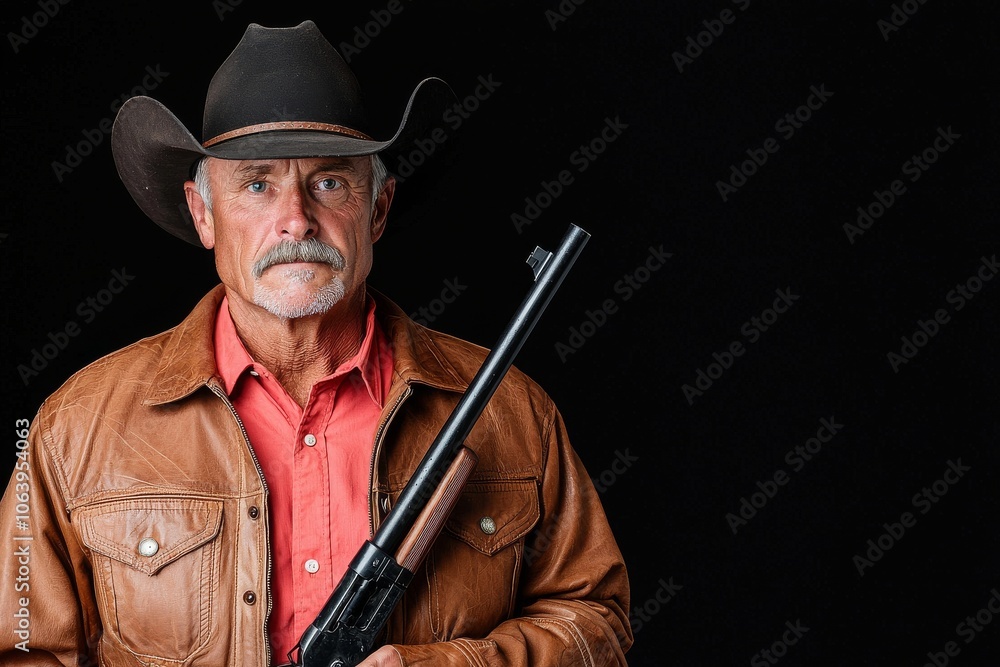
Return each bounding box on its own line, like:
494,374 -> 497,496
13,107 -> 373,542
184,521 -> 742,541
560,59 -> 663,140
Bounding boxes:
193,153 -> 389,213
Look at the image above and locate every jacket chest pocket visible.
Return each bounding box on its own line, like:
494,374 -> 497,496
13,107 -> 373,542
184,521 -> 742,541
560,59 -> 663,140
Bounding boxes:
75,497 -> 224,664
424,479 -> 539,640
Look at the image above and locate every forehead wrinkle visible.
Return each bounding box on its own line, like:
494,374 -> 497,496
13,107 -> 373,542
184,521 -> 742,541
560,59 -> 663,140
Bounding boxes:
312,158 -> 362,176
232,161 -> 276,179
226,158 -> 362,179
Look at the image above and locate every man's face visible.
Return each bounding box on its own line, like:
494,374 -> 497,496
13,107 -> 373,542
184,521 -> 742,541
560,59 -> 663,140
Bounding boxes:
184,156 -> 393,320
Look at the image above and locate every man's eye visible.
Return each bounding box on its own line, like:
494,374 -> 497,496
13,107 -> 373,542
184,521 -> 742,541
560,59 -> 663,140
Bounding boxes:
317,178 -> 341,191
248,181 -> 267,193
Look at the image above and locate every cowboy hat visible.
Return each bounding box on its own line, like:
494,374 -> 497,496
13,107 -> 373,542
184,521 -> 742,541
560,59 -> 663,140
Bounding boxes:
111,19 -> 455,246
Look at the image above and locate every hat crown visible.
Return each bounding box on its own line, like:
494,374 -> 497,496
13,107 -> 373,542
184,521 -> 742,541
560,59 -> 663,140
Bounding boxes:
202,20 -> 367,142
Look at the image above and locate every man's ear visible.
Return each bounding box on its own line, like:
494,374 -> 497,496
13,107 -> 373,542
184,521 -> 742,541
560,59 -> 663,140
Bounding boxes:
183,181 -> 215,249
370,175 -> 395,243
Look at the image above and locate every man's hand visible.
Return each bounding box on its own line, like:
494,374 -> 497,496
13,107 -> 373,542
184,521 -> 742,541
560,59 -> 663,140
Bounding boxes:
357,646 -> 403,667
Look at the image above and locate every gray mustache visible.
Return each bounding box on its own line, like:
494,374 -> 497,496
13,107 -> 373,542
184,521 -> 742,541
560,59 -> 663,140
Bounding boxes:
252,238 -> 345,278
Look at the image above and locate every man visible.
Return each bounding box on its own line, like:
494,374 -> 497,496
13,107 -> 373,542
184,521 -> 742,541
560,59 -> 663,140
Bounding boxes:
0,20 -> 631,666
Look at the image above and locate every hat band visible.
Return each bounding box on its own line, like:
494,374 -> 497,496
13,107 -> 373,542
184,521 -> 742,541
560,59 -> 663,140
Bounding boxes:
202,121 -> 374,147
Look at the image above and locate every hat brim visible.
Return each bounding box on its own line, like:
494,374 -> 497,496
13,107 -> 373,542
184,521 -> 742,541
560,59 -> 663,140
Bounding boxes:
111,77 -> 455,246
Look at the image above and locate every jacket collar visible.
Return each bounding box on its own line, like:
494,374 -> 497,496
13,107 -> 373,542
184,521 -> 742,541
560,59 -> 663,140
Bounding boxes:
143,284 -> 470,406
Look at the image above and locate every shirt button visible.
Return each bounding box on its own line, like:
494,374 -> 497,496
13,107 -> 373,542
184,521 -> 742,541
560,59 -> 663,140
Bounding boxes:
249,369 -> 259,377
304,559 -> 320,573
243,591 -> 256,605
304,433 -> 317,447
479,516 -> 497,535
248,506 -> 260,519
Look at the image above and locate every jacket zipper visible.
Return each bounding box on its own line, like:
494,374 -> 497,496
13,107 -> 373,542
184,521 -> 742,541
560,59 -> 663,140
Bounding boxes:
209,384 -> 273,667
368,385 -> 412,534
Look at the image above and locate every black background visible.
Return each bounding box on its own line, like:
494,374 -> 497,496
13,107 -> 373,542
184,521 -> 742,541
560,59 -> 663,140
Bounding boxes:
2,1 -> 998,665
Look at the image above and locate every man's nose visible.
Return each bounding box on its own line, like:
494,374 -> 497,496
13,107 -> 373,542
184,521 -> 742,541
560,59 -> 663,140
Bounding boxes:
275,186 -> 317,240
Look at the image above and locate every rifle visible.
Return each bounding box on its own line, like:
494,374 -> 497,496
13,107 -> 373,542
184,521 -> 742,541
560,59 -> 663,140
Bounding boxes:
288,222 -> 591,667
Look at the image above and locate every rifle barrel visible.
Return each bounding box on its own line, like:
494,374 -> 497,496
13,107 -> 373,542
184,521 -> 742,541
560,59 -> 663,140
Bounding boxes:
372,223 -> 590,552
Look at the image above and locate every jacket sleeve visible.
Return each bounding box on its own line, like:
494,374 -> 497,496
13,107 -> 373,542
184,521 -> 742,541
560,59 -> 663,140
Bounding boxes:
391,403 -> 633,666
0,413 -> 99,665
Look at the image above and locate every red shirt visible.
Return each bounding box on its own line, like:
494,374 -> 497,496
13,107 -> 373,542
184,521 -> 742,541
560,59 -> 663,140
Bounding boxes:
213,295 -> 393,661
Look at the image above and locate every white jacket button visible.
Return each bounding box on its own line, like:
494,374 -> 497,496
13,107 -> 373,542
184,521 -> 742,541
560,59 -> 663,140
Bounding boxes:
138,537 -> 159,557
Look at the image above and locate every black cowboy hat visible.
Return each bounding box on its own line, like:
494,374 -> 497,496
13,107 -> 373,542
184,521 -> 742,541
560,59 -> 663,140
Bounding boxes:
111,19 -> 456,246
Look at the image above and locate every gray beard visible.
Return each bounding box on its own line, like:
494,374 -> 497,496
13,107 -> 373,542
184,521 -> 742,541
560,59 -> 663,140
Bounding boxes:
253,270 -> 347,319
250,238 -> 348,318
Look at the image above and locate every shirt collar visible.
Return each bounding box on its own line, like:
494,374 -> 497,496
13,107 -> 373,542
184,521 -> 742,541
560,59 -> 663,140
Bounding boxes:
213,293 -> 389,407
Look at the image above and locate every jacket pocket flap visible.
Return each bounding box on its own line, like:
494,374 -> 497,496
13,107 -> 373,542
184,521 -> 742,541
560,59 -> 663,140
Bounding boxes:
444,479 -> 539,556
77,497 -> 224,575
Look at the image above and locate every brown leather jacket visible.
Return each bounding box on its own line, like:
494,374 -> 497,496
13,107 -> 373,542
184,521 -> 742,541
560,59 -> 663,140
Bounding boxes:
0,285 -> 632,666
